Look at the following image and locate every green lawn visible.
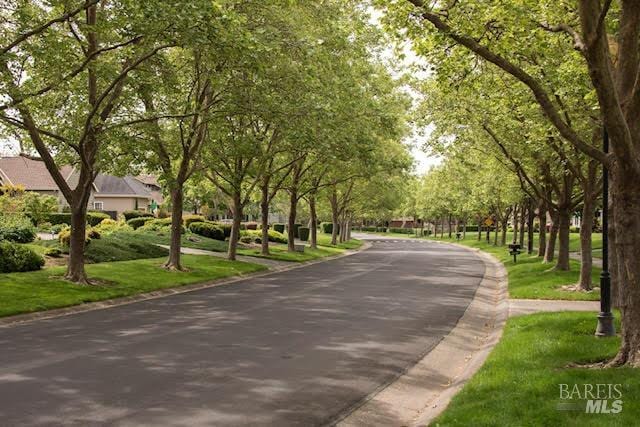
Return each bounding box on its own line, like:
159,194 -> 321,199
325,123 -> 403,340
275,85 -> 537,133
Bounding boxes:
432,312 -> 635,426
428,234 -> 601,301
0,254 -> 265,318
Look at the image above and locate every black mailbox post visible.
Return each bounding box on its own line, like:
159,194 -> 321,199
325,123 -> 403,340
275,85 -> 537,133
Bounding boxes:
508,243 -> 521,263
455,232 -> 462,240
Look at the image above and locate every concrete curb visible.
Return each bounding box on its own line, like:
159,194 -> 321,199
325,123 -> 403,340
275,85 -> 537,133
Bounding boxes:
0,241 -> 372,328
337,240 -> 509,427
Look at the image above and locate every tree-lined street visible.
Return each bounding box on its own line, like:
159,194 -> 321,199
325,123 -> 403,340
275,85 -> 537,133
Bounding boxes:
0,239 -> 484,426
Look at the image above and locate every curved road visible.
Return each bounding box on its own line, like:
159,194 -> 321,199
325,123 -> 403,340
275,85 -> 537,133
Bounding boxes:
0,237 -> 485,426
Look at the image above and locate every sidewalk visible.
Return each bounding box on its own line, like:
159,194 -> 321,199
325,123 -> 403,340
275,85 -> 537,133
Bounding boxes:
509,298 -> 599,317
155,244 -> 293,270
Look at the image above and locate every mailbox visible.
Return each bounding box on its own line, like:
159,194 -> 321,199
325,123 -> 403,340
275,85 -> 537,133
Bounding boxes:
508,243 -> 522,263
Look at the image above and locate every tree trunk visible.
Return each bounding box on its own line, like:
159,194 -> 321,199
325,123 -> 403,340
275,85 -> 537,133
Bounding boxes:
519,204 -> 526,248
538,201 -> 547,257
513,204 -> 519,243
228,192 -> 242,261
66,200 -> 90,284
501,219 -> 508,246
578,194 -> 595,290
609,169 -> 640,367
448,214 -> 452,238
527,200 -> 535,254
462,221 -> 467,239
165,185 -> 184,270
477,216 -> 482,240
485,222 -> 490,243
544,211 -> 559,263
555,207 -> 571,271
330,191 -> 339,246
493,220 -> 498,246
309,195 -> 318,249
440,216 -> 445,238
287,190 -> 297,252
260,180 -> 270,256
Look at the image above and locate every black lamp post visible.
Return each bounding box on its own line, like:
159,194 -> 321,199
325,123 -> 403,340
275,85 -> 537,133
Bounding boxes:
596,129 -> 615,337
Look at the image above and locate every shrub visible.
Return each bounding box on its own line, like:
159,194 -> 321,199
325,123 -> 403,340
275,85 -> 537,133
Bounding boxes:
95,219 -> 131,235
59,228 -> 92,246
183,215 -> 205,227
138,218 -> 182,233
273,223 -> 285,233
87,211 -> 111,226
240,235 -> 254,244
290,223 -> 302,238
0,215 -> 37,243
570,226 -> 581,233
389,227 -> 413,234
377,227 -> 387,233
122,210 -> 154,221
22,192 -> 58,225
464,225 -> 479,232
127,216 -> 154,230
47,212 -> 72,225
44,247 -> 62,258
37,222 -> 53,232
243,229 -> 287,243
51,223 -> 69,234
299,227 -> 310,241
0,242 -> 44,272
189,221 -> 225,241
320,222 -> 332,234
360,226 -> 377,232
87,228 -> 101,240
211,222 -> 232,238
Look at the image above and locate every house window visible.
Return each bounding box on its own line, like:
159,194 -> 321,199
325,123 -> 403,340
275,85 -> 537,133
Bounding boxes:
93,201 -> 104,211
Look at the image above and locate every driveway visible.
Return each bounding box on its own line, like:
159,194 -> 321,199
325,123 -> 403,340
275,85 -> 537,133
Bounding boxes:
0,238 -> 485,426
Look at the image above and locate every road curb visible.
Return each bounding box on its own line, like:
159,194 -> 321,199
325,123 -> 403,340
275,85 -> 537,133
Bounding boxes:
0,241 -> 372,328
337,240 -> 509,427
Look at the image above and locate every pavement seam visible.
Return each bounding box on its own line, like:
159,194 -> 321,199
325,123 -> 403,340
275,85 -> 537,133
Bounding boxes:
336,239 -> 509,427
0,241 -> 372,328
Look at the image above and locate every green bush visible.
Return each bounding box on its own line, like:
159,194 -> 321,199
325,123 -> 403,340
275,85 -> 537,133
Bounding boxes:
37,222 -> 53,232
87,228 -> 101,240
0,215 -> 37,243
243,229 -> 287,244
127,216 -> 154,230
51,223 -> 69,234
87,211 -> 111,226
122,210 -> 154,221
0,242 -> 44,272
273,223 -> 285,233
389,227 -> 413,234
377,227 -> 387,232
240,235 -> 255,244
95,219 -> 131,235
183,215 -> 205,227
360,226 -> 376,232
44,247 -> 62,258
464,225 -> 479,232
290,223 -> 302,238
59,228 -> 92,246
47,212 -> 72,225
299,227 -> 310,241
139,218 -> 184,234
570,226 -> 581,233
211,222 -> 232,238
189,222 -> 225,241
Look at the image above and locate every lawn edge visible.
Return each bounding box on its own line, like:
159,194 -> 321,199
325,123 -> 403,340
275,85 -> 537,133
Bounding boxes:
337,240 -> 508,427
0,241 -> 372,327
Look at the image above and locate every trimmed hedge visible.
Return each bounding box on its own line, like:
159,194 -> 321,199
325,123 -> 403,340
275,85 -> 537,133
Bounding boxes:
0,216 -> 37,243
273,223 -> 285,233
290,223 -> 302,238
87,211 -> 111,226
389,227 -> 414,234
320,222 -> 340,235
122,210 -> 154,221
211,222 -> 232,238
127,216 -> 153,230
47,212 -> 72,225
189,222 -> 225,241
0,242 -> 44,272
299,227 -> 310,241
463,225 -> 479,232
183,215 -> 205,227
242,229 -> 287,244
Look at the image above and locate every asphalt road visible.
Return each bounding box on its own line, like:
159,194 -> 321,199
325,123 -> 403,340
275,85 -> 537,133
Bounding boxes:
0,238 -> 485,426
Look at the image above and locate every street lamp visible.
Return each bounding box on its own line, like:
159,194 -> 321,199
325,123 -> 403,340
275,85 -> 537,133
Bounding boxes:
596,129 -> 615,337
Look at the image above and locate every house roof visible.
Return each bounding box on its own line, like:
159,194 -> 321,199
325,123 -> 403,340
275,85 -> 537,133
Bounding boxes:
0,155 -> 152,198
135,174 -> 160,186
0,155 -> 61,190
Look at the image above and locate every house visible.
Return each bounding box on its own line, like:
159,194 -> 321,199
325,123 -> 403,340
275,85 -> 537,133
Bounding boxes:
135,174 -> 164,206
0,154 -> 156,217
